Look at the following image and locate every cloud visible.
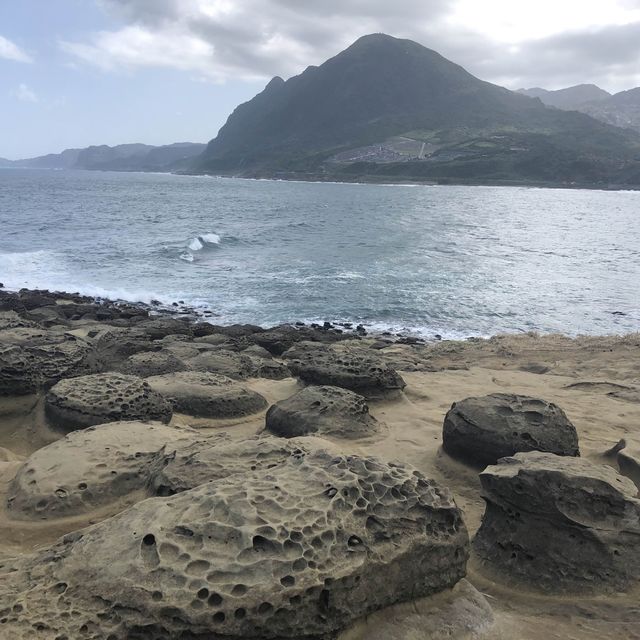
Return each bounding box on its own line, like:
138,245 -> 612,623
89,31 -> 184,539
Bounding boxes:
11,83 -> 38,103
61,0 -> 640,91
0,35 -> 32,63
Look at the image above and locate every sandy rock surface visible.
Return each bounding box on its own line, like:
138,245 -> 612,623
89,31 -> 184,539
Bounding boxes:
266,385 -> 380,439
474,451 -> 640,592
45,372 -> 173,430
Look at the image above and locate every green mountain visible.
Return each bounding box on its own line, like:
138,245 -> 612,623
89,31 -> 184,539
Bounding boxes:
6,143 -> 206,172
519,84 -> 640,134
196,34 -> 640,186
517,85 -> 611,110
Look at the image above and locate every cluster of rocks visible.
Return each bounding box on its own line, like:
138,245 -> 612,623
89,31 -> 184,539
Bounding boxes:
441,392 -> 640,593
2,287 -> 639,638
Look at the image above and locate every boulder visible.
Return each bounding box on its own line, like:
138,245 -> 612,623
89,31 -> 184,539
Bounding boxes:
0,332 -> 99,396
474,451 -> 640,592
284,342 -> 406,395
442,393 -> 579,466
6,421 -> 194,519
0,448 -> 468,639
147,371 -> 267,419
118,350 -> 187,378
187,350 -> 255,379
45,373 -> 172,430
266,385 -> 379,439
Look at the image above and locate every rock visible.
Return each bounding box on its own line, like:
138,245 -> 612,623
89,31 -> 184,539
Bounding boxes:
0,311 -> 40,331
0,448 -> 468,639
0,332 -> 99,396
251,356 -> 291,380
473,451 -> 640,593
138,317 -> 194,340
442,393 -> 579,467
252,324 -> 347,356
118,350 -> 187,378
618,442 -> 640,492
45,373 -> 173,430
284,342 -> 406,395
6,421 -> 194,519
266,385 -> 379,439
338,579 -> 493,640
147,371 -> 267,418
187,350 -> 255,379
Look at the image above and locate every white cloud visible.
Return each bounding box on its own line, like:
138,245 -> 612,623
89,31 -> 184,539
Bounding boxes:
60,0 -> 640,91
0,34 -> 32,63
11,83 -> 38,103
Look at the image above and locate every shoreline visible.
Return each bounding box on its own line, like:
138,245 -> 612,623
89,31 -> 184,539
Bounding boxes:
1,285 -> 640,639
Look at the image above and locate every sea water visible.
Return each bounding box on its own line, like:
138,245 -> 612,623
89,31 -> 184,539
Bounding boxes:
1,169 -> 639,338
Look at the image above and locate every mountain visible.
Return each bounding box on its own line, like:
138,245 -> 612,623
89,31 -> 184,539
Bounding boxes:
517,85 -> 611,110
196,34 -> 640,186
519,85 -> 640,134
5,142 -> 206,172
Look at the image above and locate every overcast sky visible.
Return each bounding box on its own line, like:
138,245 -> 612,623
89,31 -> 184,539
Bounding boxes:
2,0 -> 640,159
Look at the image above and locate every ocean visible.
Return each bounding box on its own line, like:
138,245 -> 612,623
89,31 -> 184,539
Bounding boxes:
1,168 -> 639,338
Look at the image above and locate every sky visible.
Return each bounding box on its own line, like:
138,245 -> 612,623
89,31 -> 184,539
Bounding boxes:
2,0 -> 640,159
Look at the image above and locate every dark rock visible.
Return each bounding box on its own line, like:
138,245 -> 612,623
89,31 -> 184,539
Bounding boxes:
442,393 -> 579,467
474,451 -> 640,593
266,385 -> 379,439
45,372 -> 173,430
284,342 -> 406,395
186,350 -> 256,380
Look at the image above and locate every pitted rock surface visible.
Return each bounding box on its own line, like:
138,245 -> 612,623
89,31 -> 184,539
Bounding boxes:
284,342 -> 406,395
0,332 -> 99,396
0,449 -> 468,639
442,393 -> 579,466
147,371 -> 267,419
474,451 -> 640,592
6,421 -> 195,519
266,385 -> 379,439
187,350 -> 256,379
118,350 -> 187,378
45,373 -> 173,430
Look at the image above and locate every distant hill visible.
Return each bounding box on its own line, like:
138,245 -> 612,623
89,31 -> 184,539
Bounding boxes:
5,142 -> 206,172
517,85 -> 611,110
519,84 -> 640,133
195,34 -> 640,186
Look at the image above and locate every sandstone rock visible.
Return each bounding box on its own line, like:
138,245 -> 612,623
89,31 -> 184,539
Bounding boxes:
442,393 -> 579,466
45,373 -> 172,430
137,317 -> 194,340
6,421 -> 194,519
284,342 -> 406,395
147,371 -> 267,418
0,332 -> 99,396
266,385 -> 379,439
118,350 -> 187,378
618,442 -> 640,492
187,349 -> 255,379
0,448 -> 468,639
338,579 -> 493,640
474,451 -> 640,592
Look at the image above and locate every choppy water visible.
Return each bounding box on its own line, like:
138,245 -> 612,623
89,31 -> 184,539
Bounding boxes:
1,169 -> 639,337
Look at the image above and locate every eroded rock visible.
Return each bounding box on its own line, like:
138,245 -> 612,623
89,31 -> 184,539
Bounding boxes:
0,449 -> 468,639
474,451 -> 640,592
443,393 -> 579,466
147,371 -> 267,419
284,342 -> 406,395
45,373 -> 172,430
118,350 -> 187,378
6,421 -> 195,519
266,385 -> 379,439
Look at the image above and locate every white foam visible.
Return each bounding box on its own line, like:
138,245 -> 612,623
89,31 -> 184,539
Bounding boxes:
179,252 -> 195,263
188,238 -> 203,251
200,233 -> 221,244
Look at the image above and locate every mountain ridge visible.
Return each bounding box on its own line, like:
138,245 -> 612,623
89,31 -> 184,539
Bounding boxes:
195,33 -> 640,186
2,142 -> 206,172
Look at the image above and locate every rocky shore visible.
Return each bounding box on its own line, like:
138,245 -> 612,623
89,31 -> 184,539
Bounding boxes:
1,287 -> 639,639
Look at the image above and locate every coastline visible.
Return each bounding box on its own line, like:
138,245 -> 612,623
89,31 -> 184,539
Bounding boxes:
1,285 -> 640,638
